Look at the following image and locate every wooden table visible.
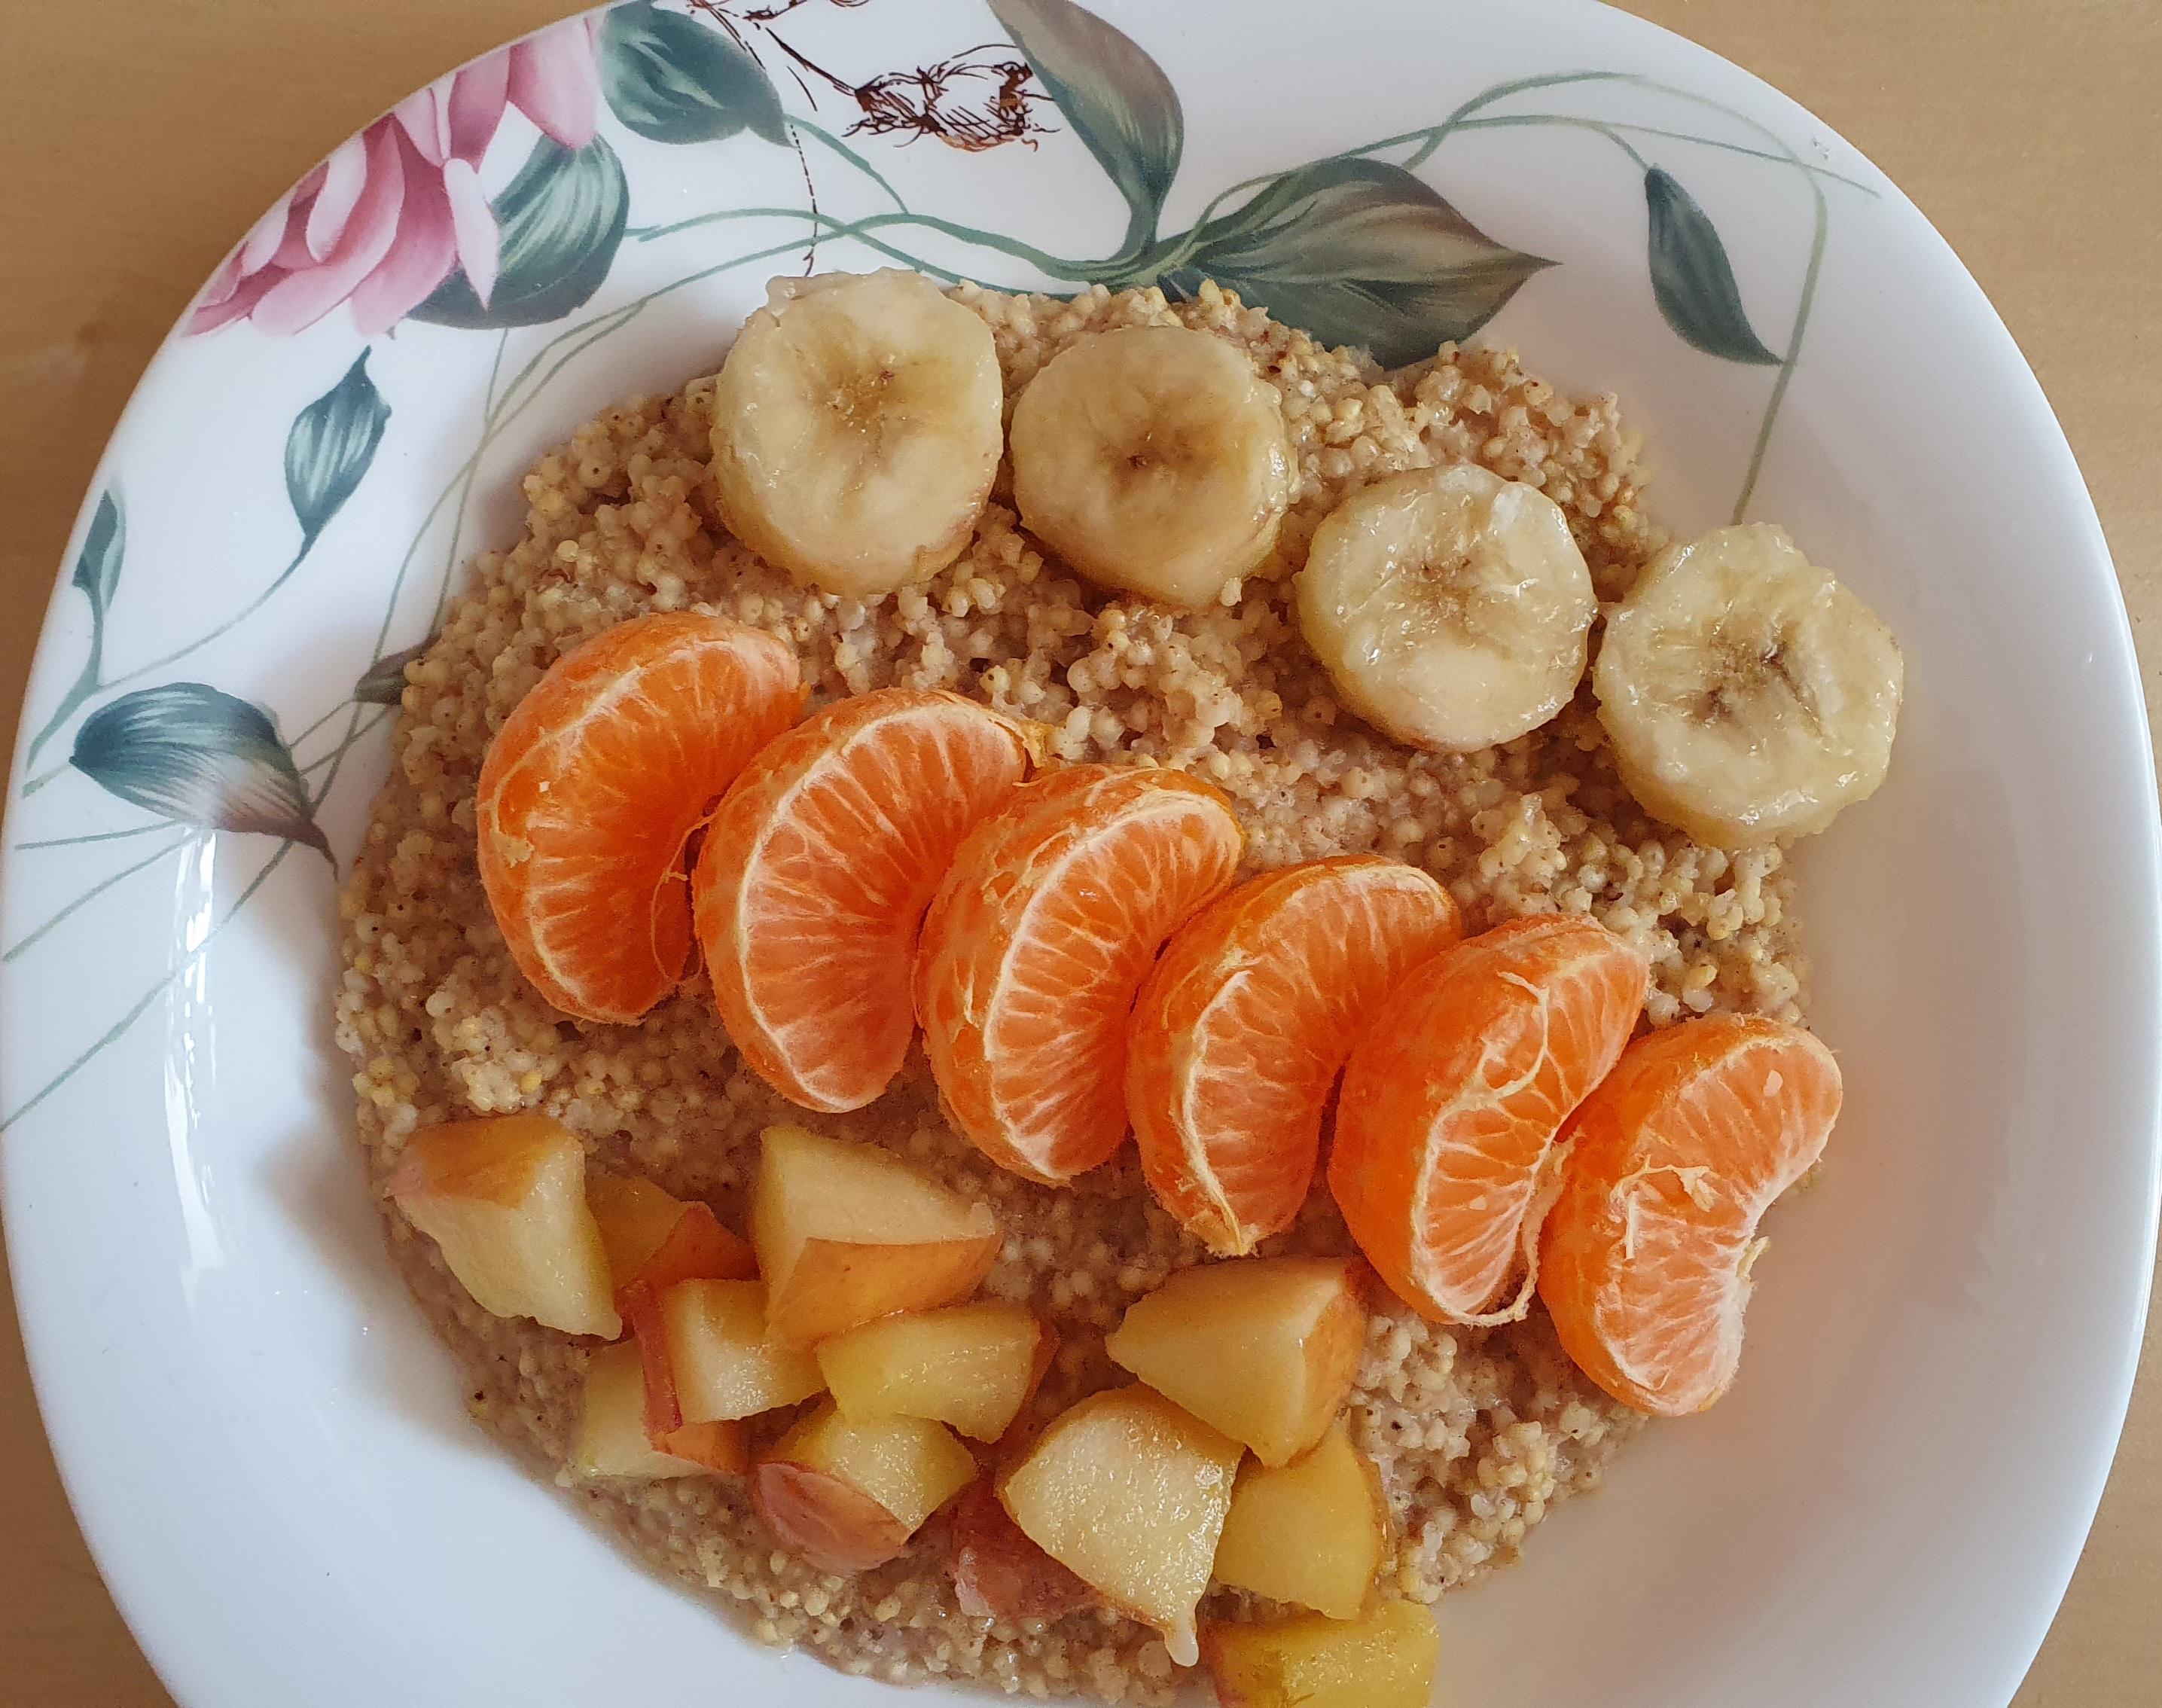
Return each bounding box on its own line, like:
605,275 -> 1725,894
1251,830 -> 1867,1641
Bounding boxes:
2,2 -> 2156,1702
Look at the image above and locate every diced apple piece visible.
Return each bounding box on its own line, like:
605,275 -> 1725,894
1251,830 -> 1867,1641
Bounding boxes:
1105,1256 -> 1366,1467
752,1124 -> 1001,1347
816,1301 -> 1054,1442
572,1341 -> 743,1479
754,1401 -> 976,1574
947,1478 -> 1097,1624
589,1175 -> 756,1304
1201,1601 -> 1439,1708
1212,1418 -> 1388,1619
642,1279 -> 824,1435
653,1417 -> 752,1477
386,1113 -> 618,1337
588,1173 -> 693,1288
998,1386 -> 1243,1667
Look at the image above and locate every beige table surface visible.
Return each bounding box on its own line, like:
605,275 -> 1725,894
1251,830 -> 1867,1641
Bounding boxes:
2,1 -> 2157,1702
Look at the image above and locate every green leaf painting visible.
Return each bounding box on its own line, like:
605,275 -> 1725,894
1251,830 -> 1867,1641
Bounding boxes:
600,1 -> 787,147
411,136 -> 631,330
69,685 -> 331,859
70,490 -> 125,624
1168,159 -> 1552,368
352,641 -> 429,706
1644,167 -> 1781,366
285,352 -> 392,550
990,0 -> 1184,255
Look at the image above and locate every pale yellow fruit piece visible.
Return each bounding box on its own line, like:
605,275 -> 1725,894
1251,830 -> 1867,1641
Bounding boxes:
660,1279 -> 825,1422
1105,1255 -> 1368,1466
751,1124 -> 1000,1347
816,1301 -> 1053,1441
754,1401 -> 976,1574
1593,522 -> 1904,847
1212,1418 -> 1389,1618
999,1386 -> 1243,1667
386,1113 -> 618,1338
1009,324 -> 1291,608
1202,1600 -> 1441,1708
572,1341 -> 739,1480
586,1173 -> 690,1291
709,270 -> 1003,596
1298,462 -> 1595,752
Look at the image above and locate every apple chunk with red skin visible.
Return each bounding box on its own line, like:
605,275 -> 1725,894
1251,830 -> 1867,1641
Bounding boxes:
386,1113 -> 618,1337
752,1124 -> 1001,1347
998,1385 -> 1243,1667
588,1173 -> 755,1307
753,1401 -> 976,1574
572,1341 -> 749,1480
631,1279 -> 824,1441
947,1478 -> 1097,1624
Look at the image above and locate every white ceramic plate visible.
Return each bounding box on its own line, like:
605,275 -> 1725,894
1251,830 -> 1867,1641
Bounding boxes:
5,2 -> 2156,1704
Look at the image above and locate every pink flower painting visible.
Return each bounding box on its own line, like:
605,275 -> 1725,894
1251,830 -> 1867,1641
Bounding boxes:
190,17 -> 602,337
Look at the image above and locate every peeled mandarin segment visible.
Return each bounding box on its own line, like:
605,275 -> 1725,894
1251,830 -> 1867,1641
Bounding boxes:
1538,1014 -> 1842,1416
474,613 -> 804,1023
1128,857 -> 1462,1255
694,688 -> 1035,1113
914,764 -> 1245,1184
1328,915 -> 1648,1325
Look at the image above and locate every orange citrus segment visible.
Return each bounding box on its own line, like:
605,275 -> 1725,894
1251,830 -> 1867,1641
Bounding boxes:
915,765 -> 1244,1184
1328,914 -> 1647,1323
475,614 -> 804,1024
694,689 -> 1036,1112
1129,858 -> 1462,1255
1538,1014 -> 1841,1416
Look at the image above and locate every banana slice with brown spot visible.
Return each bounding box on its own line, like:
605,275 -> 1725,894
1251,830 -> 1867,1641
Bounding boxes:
1008,325 -> 1293,608
709,270 -> 1004,598
1593,523 -> 1904,847
1297,462 -> 1597,753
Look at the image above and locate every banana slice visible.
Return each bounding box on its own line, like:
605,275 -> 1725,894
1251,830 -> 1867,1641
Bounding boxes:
709,270 -> 1003,598
1008,325 -> 1291,608
1296,462 -> 1596,752
1593,523 -> 1903,847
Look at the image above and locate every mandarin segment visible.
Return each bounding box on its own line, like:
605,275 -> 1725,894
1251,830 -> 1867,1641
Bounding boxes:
1538,1014 -> 1842,1416
915,764 -> 1244,1184
474,613 -> 804,1023
1128,857 -> 1462,1255
694,688 -> 1036,1113
1328,915 -> 1648,1324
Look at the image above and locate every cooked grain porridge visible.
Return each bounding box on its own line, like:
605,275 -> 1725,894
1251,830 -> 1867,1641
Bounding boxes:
335,279 -> 1807,1701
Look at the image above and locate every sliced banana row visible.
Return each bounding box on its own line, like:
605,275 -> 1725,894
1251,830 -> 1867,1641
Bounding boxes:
1593,523 -> 1903,847
705,271 -> 1902,849
1297,463 -> 1597,754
